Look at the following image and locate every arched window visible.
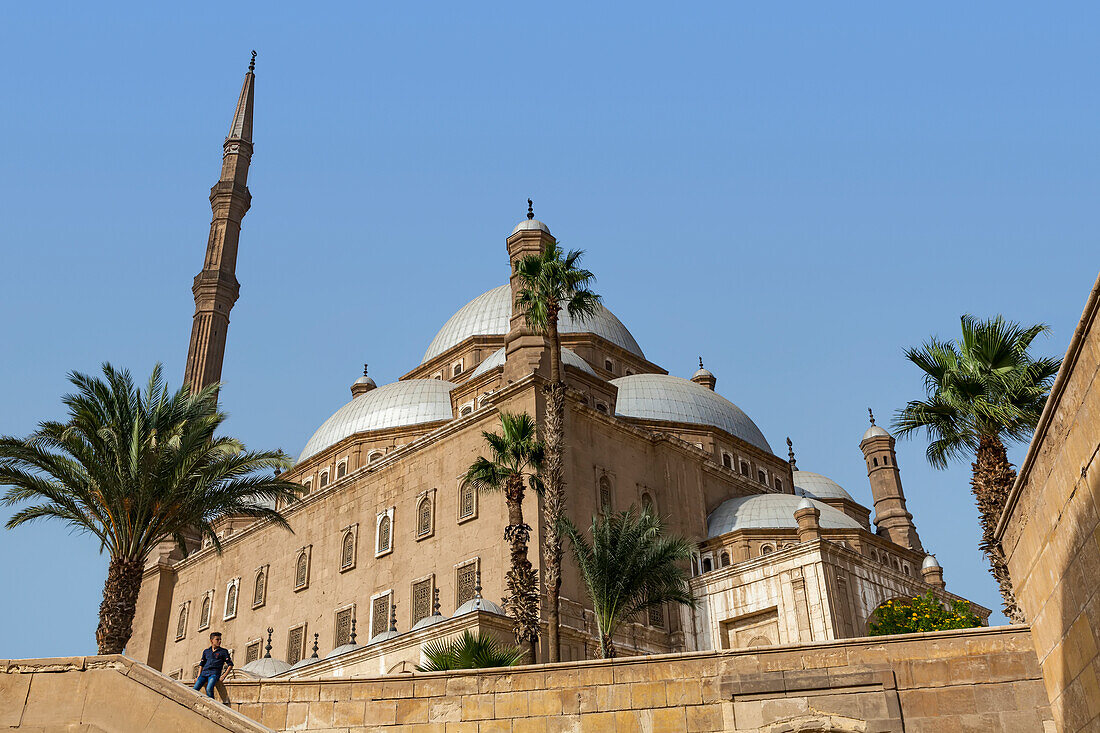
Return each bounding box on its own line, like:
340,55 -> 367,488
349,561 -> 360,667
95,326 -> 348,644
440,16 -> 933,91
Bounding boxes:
604,359 -> 614,372
319,471 -> 329,489
337,462 -> 347,479
417,497 -> 432,537
596,402 -> 608,414
460,405 -> 473,416
640,492 -> 654,513
452,362 -> 463,378
720,551 -> 730,567
224,581 -> 238,619
880,553 -> 889,566
368,451 -> 383,464
175,604 -> 188,640
341,530 -> 355,570
377,514 -> 392,553
295,551 -> 309,589
757,469 -> 767,484
873,457 -> 879,467
701,557 -> 713,572
722,453 -> 732,469
459,482 -> 476,521
760,544 -> 774,556
253,569 -> 266,607
302,479 -> 312,495
691,556 -> 699,576
893,558 -> 901,572
598,475 -> 612,511
199,594 -> 211,630
740,461 -> 750,477
884,455 -> 890,466
870,549 -> 879,563
903,564 -> 912,576
625,369 -> 634,376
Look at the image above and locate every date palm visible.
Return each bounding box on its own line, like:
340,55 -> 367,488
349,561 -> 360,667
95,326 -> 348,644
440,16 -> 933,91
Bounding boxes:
0,363 -> 302,654
893,315 -> 1059,622
514,240 -> 600,662
463,411 -> 545,659
561,506 -> 695,659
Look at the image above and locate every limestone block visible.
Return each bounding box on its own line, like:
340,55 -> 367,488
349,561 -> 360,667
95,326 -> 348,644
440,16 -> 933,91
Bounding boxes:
512,717 -> 549,733
363,699 -> 398,726
685,703 -> 723,732
665,679 -> 703,706
333,699 -> 366,726
415,676 -> 449,698
0,672 -> 31,726
289,683 -> 320,702
461,693 -> 496,720
397,696 -> 430,724
285,701 -> 309,730
629,681 -> 666,709
306,700 -> 334,728
19,667 -> 90,727
259,702 -> 288,729
528,687 -> 565,716
493,690 -> 529,718
595,683 -> 631,711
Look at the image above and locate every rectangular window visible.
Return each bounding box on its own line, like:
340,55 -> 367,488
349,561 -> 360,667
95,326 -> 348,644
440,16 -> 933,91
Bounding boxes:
456,561 -> 478,607
648,605 -> 664,628
412,578 -> 432,625
459,482 -> 476,521
287,625 -> 305,666
245,640 -> 261,664
334,607 -> 353,648
372,593 -> 391,638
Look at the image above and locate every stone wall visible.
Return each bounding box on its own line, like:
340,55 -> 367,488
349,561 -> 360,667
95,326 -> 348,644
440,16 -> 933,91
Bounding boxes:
998,271 -> 1100,733
223,625 -> 1051,732
0,655 -> 269,732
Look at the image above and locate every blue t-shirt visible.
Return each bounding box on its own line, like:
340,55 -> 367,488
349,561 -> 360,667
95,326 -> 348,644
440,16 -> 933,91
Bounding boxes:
199,647 -> 233,676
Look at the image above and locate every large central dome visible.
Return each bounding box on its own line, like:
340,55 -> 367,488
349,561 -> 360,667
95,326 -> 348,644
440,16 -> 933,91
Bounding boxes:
422,285 -> 644,363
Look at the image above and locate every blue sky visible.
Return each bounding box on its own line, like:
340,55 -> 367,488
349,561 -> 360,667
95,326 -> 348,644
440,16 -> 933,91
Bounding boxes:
0,2 -> 1096,657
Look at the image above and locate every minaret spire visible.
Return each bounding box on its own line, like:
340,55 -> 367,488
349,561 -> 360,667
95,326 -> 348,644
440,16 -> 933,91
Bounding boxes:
184,53 -> 256,393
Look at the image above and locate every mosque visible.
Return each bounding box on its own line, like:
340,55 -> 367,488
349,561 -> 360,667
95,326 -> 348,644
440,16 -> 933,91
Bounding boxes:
129,58 -> 988,681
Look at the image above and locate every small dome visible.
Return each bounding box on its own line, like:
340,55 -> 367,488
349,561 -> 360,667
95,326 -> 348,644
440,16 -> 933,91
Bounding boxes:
411,613 -> 449,632
511,218 -> 551,235
240,656 -> 292,678
793,471 -> 856,503
353,375 -> 377,389
298,379 -> 457,463
921,555 -> 941,570
368,630 -> 401,646
692,367 -> 714,380
611,373 -> 771,453
324,643 -> 360,660
796,497 -> 815,511
454,596 -> 506,616
469,346 -> 598,379
707,494 -> 864,538
862,425 -> 891,441
422,285 -> 644,363
288,655 -> 321,672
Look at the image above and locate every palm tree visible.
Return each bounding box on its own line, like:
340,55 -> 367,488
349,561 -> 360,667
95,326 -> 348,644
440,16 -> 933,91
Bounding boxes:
893,315 -> 1060,623
417,630 -> 526,671
0,363 -> 302,654
514,240 -> 600,663
463,411 -> 545,659
561,506 -> 695,659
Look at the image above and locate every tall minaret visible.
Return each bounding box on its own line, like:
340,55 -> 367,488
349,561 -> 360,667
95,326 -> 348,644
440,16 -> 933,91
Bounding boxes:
502,200 -> 555,383
184,52 -> 256,392
860,409 -> 923,552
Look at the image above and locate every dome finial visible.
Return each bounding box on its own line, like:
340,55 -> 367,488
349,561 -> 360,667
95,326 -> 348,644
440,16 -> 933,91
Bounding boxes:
432,587 -> 441,616
249,50 -> 256,73
264,627 -> 273,658
474,570 -> 483,600
787,437 -> 797,471
868,407 -> 876,426
363,363 -> 369,377
349,616 -> 357,645
527,199 -> 534,220
699,356 -> 704,369
310,633 -> 319,659
389,603 -> 398,632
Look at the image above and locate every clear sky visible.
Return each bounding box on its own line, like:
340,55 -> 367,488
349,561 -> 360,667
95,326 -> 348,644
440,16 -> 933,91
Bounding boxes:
0,2 -> 1096,658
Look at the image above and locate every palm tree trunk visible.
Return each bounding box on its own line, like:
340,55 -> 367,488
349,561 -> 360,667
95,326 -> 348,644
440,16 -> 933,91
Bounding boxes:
95,556 -> 145,654
543,309 -> 566,662
971,435 -> 1026,623
601,633 -> 616,659
504,476 -> 539,659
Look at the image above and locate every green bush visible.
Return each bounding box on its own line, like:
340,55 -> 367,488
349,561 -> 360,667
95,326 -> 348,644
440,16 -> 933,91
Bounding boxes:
868,591 -> 982,636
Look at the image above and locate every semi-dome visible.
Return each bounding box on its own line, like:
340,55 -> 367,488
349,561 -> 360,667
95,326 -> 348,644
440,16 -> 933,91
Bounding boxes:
610,374 -> 771,453
422,285 -> 644,363
469,346 -> 598,379
707,494 -> 864,538
793,471 -> 856,503
298,379 -> 457,463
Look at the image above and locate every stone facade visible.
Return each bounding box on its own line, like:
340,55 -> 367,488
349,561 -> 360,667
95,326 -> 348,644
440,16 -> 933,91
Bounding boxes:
998,271 -> 1100,733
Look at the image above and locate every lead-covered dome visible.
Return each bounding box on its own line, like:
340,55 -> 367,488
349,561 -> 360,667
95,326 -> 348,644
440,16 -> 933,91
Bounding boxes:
610,374 -> 771,453
422,285 -> 644,363
793,471 -> 856,503
707,494 -> 864,538
469,346 -> 597,379
298,379 -> 457,463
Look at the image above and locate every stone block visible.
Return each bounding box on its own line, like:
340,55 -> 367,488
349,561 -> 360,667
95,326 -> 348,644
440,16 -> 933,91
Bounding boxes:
477,718 -> 513,733
237,702 -> 263,722
19,667 -> 90,726
629,681 -> 666,708
285,701 -> 309,730
546,714 -> 583,733
429,697 -> 463,723
685,703 -> 723,732
494,690 -> 530,718
596,683 -> 631,711
416,676 -> 450,697
445,723 -> 480,733
258,682 -> 291,702
463,691 -> 496,719
382,678 -> 416,699
333,699 -> 366,726
397,696 -> 431,724
561,687 -> 597,714
932,685 -> 976,715
512,717 -> 549,733
306,699 -> 334,728
0,672 -> 31,726
259,702 -> 288,729
447,675 -> 481,696
80,669 -> 157,732
363,699 -> 398,726
529,687 -> 565,716
989,651 -> 1031,682
737,671 -> 786,695
665,679 -> 703,706
650,706 -> 687,730
908,659 -> 949,687
577,710 -> 617,732
289,682 -> 320,701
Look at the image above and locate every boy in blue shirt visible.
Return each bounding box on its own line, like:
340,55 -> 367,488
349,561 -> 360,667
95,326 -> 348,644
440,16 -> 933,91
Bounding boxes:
193,632 -> 233,698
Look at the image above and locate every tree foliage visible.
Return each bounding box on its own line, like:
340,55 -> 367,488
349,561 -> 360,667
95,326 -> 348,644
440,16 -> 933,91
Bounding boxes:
868,592 -> 982,636
417,630 -> 526,672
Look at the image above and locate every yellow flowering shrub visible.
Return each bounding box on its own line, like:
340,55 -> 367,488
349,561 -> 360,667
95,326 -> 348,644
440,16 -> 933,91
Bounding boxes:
867,591 -> 982,636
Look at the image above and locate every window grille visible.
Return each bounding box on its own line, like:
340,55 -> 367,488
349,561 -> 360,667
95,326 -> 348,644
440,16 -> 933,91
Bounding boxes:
456,562 -> 477,606
334,608 -> 353,648
337,462 -> 347,479
287,626 -> 304,666
412,578 -> 432,625
225,582 -> 238,618
598,476 -> 612,510
253,570 -> 266,607
417,498 -> 432,537
341,531 -> 355,569
648,605 -> 664,628
459,483 -> 476,520
377,515 -> 391,553
295,552 -> 309,588
372,594 -> 390,638
175,605 -> 188,640
199,595 -> 211,629
245,640 -> 261,664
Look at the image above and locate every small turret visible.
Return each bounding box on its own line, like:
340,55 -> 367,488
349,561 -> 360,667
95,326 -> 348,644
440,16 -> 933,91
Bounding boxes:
351,364 -> 377,398
794,497 -> 821,542
691,357 -> 716,390
921,554 -> 946,589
